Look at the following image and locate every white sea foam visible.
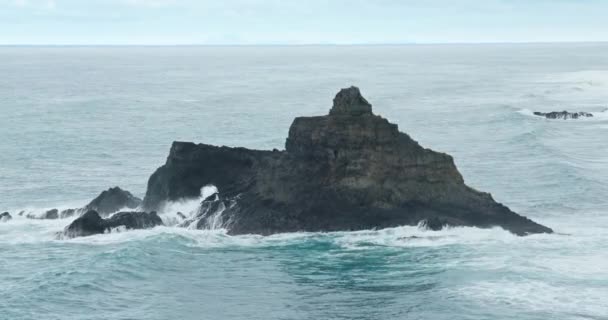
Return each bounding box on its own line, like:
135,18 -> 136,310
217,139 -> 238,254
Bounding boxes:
0,213 -> 542,248
155,185 -> 218,225
452,278 -> 608,317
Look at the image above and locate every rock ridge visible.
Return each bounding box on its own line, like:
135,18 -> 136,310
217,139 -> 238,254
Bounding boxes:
533,111 -> 593,120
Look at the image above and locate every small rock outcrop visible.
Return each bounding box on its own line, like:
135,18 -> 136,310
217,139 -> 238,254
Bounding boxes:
143,86 -> 552,236
27,208 -> 59,220
63,210 -> 105,238
0,212 -> 12,222
533,111 -> 593,120
21,187 -> 140,221
63,210 -> 163,238
84,187 -> 142,216
419,217 -> 446,231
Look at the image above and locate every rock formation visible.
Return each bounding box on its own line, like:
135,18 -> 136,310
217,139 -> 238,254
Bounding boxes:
0,212 -> 11,222
62,210 -> 163,238
27,208 -> 59,220
143,86 -> 552,236
84,186 -> 142,216
23,187 -> 142,220
533,111 -> 593,119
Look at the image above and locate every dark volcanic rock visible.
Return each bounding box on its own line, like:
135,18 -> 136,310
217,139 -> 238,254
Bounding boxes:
107,211 -> 163,230
0,212 -> 12,222
84,187 -> 142,216
63,210 -> 163,238
176,193 -> 233,229
533,111 -> 593,120
330,86 -> 373,116
35,187 -> 141,220
143,86 -> 552,236
63,210 -> 106,238
24,208 -> 80,220
419,217 -> 445,231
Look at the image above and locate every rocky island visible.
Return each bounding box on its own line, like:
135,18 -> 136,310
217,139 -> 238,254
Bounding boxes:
143,86 -> 552,236
3,86 -> 553,238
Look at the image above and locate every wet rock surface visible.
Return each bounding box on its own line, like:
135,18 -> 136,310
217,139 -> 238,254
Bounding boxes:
63,210 -> 163,238
84,187 -> 142,216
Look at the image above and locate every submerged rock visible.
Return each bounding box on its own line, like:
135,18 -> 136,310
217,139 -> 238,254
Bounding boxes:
27,208 -> 59,220
419,217 -> 446,231
143,86 -> 553,236
63,210 -> 163,238
84,186 -> 142,216
60,208 -> 81,219
533,111 -> 593,119
0,212 -> 12,222
107,211 -> 163,230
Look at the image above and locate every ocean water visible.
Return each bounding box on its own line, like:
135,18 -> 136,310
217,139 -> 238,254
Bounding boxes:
1,44 -> 607,320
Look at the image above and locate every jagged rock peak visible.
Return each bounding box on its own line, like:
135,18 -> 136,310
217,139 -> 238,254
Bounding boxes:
329,86 -> 373,116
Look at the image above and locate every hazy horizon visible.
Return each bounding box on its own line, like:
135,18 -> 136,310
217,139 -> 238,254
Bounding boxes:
2,41 -> 608,47
2,0 -> 607,45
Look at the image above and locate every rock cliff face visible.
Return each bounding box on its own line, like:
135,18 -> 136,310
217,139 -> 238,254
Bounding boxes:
144,86 -> 552,236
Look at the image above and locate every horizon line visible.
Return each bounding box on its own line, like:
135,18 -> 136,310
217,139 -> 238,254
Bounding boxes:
1,41 -> 607,47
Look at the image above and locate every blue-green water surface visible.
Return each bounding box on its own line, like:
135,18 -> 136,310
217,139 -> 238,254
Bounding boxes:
1,44 -> 607,319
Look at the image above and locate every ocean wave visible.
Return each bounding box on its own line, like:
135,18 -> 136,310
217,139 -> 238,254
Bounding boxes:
60,225 -> 542,249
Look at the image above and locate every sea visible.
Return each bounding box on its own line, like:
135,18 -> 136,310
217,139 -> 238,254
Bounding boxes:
0,44 -> 607,320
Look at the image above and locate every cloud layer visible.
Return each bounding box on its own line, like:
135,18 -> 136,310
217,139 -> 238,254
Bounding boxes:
1,0 -> 606,44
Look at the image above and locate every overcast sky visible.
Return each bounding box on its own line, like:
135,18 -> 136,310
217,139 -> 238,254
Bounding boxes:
1,0 -> 607,45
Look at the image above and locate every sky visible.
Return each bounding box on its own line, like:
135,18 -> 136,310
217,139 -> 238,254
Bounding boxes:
1,0 -> 607,45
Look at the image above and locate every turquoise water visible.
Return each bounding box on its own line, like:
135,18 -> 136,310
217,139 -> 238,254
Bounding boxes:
1,44 -> 607,319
